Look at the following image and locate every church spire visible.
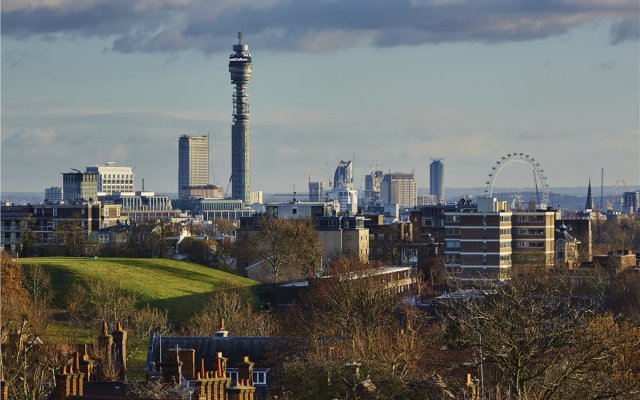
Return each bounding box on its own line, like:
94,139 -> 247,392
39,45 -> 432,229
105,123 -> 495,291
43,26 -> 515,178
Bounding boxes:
585,177 -> 594,211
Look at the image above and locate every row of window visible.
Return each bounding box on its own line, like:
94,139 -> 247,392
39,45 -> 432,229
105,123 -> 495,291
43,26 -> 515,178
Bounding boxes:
516,228 -> 545,235
225,370 -> 267,385
516,215 -> 545,222
514,241 -> 545,248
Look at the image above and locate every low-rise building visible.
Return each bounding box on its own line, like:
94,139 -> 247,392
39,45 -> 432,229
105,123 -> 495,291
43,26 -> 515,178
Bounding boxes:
264,200 -> 338,219
315,215 -> 369,263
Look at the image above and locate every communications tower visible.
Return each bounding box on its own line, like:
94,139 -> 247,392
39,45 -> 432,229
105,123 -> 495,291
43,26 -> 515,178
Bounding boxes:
229,32 -> 253,202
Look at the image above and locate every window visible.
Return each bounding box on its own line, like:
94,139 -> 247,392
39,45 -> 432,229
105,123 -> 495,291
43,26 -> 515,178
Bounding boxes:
226,370 -> 238,384
445,215 -> 459,223
445,240 -> 460,249
253,371 -> 267,385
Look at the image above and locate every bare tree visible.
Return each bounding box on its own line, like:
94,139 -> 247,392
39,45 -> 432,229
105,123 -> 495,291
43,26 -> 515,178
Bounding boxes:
235,217 -> 322,282
279,256 -> 445,400
441,277 -> 640,400
187,290 -> 278,336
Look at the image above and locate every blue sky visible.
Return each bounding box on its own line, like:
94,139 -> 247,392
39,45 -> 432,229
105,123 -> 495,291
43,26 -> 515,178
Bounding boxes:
1,0 -> 638,195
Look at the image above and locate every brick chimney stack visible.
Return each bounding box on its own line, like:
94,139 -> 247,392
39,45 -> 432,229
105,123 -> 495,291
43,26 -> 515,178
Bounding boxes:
193,354 -> 231,400
160,348 -> 183,386
1,368 -> 8,400
54,365 -> 85,400
227,355 -> 255,400
97,322 -> 113,379
214,318 -> 229,337
466,373 -> 480,400
111,321 -> 127,381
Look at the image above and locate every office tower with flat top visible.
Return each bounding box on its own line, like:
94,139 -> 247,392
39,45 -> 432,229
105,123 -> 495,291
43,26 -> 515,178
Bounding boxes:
229,32 -> 253,203
430,159 -> 445,205
178,135 -> 209,199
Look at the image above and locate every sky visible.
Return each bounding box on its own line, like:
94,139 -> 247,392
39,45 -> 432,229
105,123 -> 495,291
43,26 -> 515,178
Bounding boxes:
1,0 -> 639,196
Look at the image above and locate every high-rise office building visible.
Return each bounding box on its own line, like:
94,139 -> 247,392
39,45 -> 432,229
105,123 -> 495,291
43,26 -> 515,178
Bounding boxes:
333,160 -> 353,190
309,181 -> 325,202
44,187 -> 63,203
178,135 -> 209,199
229,32 -> 253,203
86,162 -> 134,195
381,172 -> 417,208
430,159 -> 445,204
62,170 -> 98,202
364,170 -> 383,208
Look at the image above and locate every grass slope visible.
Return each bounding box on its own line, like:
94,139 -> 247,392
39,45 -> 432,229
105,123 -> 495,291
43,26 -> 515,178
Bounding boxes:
18,257 -> 259,322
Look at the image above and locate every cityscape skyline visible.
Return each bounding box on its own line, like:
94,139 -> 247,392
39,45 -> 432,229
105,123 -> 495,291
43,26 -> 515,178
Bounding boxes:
1,1 -> 638,195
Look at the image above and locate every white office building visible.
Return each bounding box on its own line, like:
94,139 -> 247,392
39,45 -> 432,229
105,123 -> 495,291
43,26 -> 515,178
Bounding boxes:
86,162 -> 134,195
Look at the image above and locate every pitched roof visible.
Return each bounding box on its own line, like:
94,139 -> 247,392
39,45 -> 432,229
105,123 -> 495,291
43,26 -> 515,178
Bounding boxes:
147,335 -> 304,370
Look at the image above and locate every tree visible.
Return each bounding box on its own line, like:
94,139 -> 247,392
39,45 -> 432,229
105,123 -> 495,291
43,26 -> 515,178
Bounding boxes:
1,254 -> 64,400
54,216 -> 87,256
236,217 -> 322,282
278,257 -> 444,400
441,277 -> 640,400
127,221 -> 176,258
187,290 -> 277,336
177,237 -> 216,266
19,215 -> 38,257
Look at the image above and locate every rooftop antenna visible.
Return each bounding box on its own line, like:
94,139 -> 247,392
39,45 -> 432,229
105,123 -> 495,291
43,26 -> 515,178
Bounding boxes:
142,178 -> 145,192
237,31 -> 243,45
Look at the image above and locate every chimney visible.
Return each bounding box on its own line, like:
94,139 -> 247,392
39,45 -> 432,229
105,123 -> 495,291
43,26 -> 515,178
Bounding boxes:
226,356 -> 256,400
213,352 -> 228,378
214,318 -> 229,337
466,373 -> 480,400
178,349 -> 196,381
111,321 -> 127,381
237,356 -> 254,387
54,365 -> 85,400
78,344 -> 94,381
1,368 -> 8,400
97,322 -> 113,379
160,348 -> 183,386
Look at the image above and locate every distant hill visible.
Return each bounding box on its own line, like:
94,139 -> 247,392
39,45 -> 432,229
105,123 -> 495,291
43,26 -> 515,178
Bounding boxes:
18,257 -> 259,322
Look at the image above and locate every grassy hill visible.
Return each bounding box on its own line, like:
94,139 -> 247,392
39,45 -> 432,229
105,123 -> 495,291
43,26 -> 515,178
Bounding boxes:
18,257 -> 259,323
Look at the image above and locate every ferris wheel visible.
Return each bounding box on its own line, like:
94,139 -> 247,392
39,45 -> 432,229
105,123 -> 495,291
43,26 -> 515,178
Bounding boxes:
484,153 -> 550,207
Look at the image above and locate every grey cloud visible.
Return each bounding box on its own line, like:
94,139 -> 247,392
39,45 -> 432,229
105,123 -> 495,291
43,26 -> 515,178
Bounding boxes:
592,60 -> 617,70
2,0 -> 638,54
517,130 -> 545,140
609,17 -> 640,45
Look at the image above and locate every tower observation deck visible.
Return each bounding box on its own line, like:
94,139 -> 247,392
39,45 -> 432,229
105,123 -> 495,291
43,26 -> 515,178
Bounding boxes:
229,32 -> 253,203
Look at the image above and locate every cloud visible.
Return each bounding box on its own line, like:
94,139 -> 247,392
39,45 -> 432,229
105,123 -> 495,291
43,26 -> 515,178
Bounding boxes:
609,17 -> 640,44
516,130 -> 546,140
2,128 -> 56,146
2,0 -> 638,54
592,59 -> 617,70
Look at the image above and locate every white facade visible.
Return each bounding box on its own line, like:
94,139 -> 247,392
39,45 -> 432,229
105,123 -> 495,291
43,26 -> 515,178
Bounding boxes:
250,191 -> 263,205
86,162 -> 134,195
327,188 -> 358,215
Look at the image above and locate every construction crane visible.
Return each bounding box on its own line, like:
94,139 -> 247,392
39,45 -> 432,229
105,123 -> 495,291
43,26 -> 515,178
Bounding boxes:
606,179 -> 628,211
224,175 -> 232,199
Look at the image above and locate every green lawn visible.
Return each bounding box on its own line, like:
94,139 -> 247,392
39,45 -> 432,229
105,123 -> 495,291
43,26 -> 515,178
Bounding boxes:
18,257 -> 259,322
